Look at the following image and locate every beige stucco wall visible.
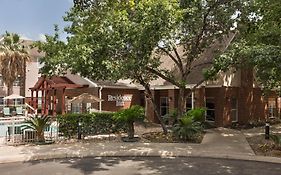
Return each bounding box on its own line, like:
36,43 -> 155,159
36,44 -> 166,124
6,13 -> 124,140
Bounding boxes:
25,61 -> 41,97
206,69 -> 241,87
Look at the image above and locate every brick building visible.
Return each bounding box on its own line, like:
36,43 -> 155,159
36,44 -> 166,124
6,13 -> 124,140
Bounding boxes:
16,37 -> 280,127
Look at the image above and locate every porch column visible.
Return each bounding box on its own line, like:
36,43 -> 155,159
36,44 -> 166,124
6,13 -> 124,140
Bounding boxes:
61,88 -> 66,115
31,90 -> 34,108
191,91 -> 195,109
35,90 -> 38,110
45,89 -> 49,115
41,89 -> 45,115
53,89 -> 57,116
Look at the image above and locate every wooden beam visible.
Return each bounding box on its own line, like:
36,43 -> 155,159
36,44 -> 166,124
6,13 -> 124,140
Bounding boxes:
53,89 -> 57,116
62,88 -> 66,115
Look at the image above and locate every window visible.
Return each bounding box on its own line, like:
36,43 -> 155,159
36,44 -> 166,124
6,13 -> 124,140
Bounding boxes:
0,97 -> 3,105
231,98 -> 238,122
38,97 -> 42,106
160,97 -> 169,117
13,77 -> 20,86
206,97 -> 215,121
0,75 -> 4,86
268,98 -> 276,118
14,99 -> 23,105
72,103 -> 81,114
186,95 -> 192,112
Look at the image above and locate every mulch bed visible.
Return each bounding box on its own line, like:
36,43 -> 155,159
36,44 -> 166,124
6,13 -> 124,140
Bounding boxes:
246,134 -> 281,157
142,131 -> 204,143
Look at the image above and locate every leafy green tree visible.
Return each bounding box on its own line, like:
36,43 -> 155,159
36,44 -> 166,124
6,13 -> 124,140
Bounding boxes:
206,0 -> 281,93
37,0 -> 252,133
0,32 -> 30,95
36,0 -> 180,134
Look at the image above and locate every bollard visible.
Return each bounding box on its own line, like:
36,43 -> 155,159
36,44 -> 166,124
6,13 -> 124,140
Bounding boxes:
265,122 -> 270,140
78,122 -> 82,140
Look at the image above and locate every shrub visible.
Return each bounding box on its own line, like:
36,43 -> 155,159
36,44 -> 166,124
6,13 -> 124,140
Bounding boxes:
172,108 -> 205,142
22,115 -> 51,142
113,105 -> 145,140
270,134 -> 281,149
162,109 -> 178,125
185,108 -> 206,123
57,112 -> 126,139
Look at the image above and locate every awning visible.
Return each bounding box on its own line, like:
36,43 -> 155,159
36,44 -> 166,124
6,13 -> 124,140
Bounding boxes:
3,94 -> 25,100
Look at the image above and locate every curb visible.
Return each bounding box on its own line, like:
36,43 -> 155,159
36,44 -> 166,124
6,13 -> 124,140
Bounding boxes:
1,151 -> 281,165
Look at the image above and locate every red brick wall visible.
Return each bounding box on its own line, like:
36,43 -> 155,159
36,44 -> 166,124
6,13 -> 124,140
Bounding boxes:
101,88 -> 140,112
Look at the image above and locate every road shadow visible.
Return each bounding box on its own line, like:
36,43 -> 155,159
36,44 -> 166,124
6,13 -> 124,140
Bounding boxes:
22,156 -> 281,175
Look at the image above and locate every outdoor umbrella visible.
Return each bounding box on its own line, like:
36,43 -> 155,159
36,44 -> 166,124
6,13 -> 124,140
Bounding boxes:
69,93 -> 103,104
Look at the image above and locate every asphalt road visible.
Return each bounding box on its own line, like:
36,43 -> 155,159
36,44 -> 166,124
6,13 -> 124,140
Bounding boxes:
0,157 -> 281,175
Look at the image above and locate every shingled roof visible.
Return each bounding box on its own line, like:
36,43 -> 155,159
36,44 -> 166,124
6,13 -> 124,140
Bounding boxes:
149,33 -> 236,87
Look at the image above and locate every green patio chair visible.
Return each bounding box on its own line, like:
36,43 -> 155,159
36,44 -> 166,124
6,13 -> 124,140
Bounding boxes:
16,106 -> 24,115
3,107 -> 11,116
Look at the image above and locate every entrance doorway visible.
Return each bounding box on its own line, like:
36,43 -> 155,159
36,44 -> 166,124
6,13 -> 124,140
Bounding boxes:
206,97 -> 215,121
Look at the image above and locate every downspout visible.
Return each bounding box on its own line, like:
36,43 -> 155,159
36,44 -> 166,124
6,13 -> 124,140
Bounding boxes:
99,86 -> 103,112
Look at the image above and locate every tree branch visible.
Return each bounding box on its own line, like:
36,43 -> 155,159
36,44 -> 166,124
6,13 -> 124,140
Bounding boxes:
172,46 -> 184,74
145,66 -> 181,87
158,46 -> 181,71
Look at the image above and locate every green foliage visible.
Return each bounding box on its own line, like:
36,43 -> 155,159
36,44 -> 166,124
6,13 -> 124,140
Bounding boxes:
113,105 -> 145,140
57,112 -> 126,138
270,134 -> 281,148
22,115 -> 51,142
0,32 -> 30,95
172,108 -> 205,142
163,109 -> 178,125
184,108 -> 206,123
113,105 -> 145,123
206,0 -> 281,94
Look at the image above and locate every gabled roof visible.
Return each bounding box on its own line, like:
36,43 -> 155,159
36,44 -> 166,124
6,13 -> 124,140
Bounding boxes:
30,76 -> 88,90
149,32 -> 236,87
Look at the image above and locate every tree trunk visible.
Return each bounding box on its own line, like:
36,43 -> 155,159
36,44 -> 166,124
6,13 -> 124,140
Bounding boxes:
7,84 -> 13,96
144,87 -> 168,135
20,60 -> 26,98
37,131 -> 45,142
137,76 -> 168,135
127,121 -> 135,139
178,86 -> 186,117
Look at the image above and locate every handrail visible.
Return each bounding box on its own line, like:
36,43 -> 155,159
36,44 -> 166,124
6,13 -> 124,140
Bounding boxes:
25,103 -> 37,114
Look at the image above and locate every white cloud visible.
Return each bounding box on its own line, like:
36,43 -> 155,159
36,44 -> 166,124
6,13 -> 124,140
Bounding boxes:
19,33 -> 32,40
38,34 -> 46,42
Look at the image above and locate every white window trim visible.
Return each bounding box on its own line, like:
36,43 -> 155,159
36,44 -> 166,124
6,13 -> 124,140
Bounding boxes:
231,98 -> 238,122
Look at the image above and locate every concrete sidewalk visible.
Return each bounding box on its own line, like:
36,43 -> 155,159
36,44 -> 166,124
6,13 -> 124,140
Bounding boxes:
0,128 -> 281,164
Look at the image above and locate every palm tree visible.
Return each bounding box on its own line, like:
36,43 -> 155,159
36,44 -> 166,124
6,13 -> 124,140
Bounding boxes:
23,115 -> 51,142
0,32 -> 30,96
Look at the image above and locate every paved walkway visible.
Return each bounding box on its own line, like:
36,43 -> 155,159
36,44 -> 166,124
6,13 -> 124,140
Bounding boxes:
0,128 -> 281,164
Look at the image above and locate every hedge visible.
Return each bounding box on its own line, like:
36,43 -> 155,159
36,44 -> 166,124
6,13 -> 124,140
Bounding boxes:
57,112 -> 126,138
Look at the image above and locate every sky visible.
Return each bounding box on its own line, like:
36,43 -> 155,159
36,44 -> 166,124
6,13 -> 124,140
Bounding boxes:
0,0 -> 73,41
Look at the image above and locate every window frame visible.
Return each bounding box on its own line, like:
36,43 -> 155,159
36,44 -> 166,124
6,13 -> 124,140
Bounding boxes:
231,98 -> 238,122
160,97 -> 169,117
